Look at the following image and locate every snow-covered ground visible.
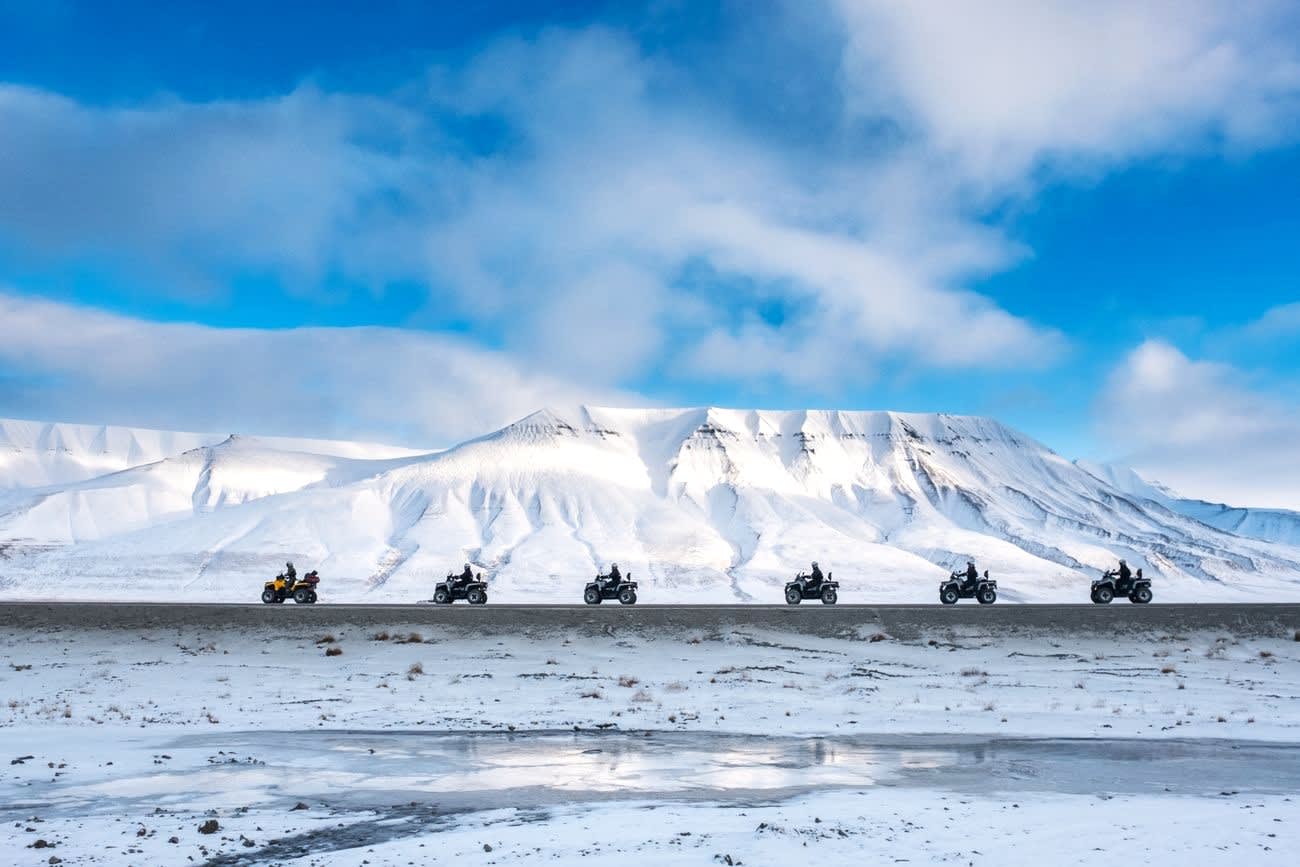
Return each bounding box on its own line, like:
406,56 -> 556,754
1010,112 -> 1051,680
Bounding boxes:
2,617 -> 1298,864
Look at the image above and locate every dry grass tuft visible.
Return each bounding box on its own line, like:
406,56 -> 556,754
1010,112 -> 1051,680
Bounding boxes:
960,667 -> 988,677
580,688 -> 603,699
617,675 -> 640,688
399,632 -> 424,644
371,631 -> 390,642
869,632 -> 891,643
629,689 -> 654,703
316,634 -> 336,645
325,646 -> 343,657
1160,665 -> 1177,674
407,662 -> 424,679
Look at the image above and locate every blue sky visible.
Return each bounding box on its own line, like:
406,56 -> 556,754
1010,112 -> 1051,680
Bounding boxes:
1,0 -> 1299,507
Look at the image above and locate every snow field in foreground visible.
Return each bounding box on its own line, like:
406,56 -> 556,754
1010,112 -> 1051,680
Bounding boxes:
2,789 -> 1295,866
1,621 -> 1298,864
2,622 -> 1298,740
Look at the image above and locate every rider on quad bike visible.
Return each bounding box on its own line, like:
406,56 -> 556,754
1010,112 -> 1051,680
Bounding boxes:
939,561 -> 997,604
261,563 -> 319,604
434,565 -> 488,605
800,562 -> 825,594
785,562 -> 839,604
1091,559 -> 1152,604
584,564 -> 638,605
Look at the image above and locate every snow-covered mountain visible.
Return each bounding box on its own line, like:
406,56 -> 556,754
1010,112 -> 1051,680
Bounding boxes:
1077,459 -> 1300,548
2,408 -> 1299,603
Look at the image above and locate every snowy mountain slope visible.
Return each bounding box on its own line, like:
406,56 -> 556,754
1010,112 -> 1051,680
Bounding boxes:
0,434 -> 432,545
1077,460 -> 1300,547
0,418 -> 426,490
1,407 -> 1299,603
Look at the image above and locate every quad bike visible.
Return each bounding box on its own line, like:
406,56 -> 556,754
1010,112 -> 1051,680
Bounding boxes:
584,573 -> 638,605
785,572 -> 838,605
433,573 -> 489,605
939,570 -> 997,605
1091,568 -> 1152,604
262,570 -> 320,604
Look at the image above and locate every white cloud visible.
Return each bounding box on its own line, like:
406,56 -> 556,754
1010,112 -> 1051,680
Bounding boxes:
0,25 -> 1068,400
833,0 -> 1300,186
0,83 -> 435,294
416,28 -> 1063,388
1097,340 -> 1300,509
1238,301 -> 1300,343
2,10 -> 1299,435
0,292 -> 633,446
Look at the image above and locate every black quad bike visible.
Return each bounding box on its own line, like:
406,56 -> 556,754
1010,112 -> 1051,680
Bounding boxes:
785,572 -> 838,605
584,573 -> 638,605
1091,568 -> 1152,604
433,573 -> 489,605
262,570 -> 320,604
939,570 -> 997,605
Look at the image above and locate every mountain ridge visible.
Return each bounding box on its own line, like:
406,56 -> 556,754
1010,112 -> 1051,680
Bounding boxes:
1,407 -> 1298,602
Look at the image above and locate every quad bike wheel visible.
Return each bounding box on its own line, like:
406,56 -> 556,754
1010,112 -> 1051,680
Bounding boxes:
1090,590 -> 1100,604
1094,585 -> 1114,604
307,591 -> 318,604
940,587 -> 959,605
785,586 -> 802,605
1132,586 -> 1153,604
618,588 -> 637,605
433,587 -> 451,605
293,588 -> 310,604
261,588 -> 277,604
977,587 -> 997,605
820,586 -> 838,605
467,588 -> 487,605
584,587 -> 602,605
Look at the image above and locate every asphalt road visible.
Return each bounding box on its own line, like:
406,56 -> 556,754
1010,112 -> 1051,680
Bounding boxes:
1,601 -> 1297,639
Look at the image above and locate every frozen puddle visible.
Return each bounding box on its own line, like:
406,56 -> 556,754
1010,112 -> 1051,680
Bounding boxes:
6,730 -> 1299,818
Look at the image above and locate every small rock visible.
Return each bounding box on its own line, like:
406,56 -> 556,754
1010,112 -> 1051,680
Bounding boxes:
198,819 -> 220,835
168,837 -> 179,844
291,802 -> 309,811
30,839 -> 51,849
483,843 -> 493,852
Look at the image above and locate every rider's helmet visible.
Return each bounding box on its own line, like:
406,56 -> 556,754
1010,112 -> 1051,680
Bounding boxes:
812,561 -> 818,568
612,563 -> 619,569
1119,559 -> 1127,567
967,560 -> 974,567
286,561 -> 294,570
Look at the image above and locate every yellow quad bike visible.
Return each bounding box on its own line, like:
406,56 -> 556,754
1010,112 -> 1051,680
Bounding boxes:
262,571 -> 320,604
